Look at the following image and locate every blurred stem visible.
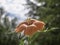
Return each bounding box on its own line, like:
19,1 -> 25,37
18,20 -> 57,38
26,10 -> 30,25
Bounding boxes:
24,36 -> 31,45
20,36 -> 31,45
24,39 -> 28,45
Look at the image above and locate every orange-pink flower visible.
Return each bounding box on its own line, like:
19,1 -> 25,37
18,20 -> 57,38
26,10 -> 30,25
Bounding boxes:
15,19 -> 45,36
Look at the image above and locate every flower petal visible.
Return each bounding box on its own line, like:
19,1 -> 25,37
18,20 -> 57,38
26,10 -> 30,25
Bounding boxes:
24,24 -> 37,36
34,21 -> 45,31
15,24 -> 27,33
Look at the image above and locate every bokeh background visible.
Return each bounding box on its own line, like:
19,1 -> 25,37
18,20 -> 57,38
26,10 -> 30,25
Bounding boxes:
0,0 -> 60,45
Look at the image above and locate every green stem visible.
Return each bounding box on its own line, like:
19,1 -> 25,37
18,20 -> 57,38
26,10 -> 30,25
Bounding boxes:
24,36 -> 31,45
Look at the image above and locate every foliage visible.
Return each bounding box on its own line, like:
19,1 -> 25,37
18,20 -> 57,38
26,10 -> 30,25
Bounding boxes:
30,28 -> 60,45
0,7 -> 20,45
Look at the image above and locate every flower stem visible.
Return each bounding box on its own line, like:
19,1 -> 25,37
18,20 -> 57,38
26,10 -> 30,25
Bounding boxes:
24,36 -> 31,45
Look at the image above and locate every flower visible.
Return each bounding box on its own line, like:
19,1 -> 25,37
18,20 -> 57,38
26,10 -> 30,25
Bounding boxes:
15,19 -> 45,36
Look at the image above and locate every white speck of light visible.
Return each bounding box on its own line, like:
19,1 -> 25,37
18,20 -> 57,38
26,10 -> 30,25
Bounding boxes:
30,0 -> 42,6
24,40 -> 28,45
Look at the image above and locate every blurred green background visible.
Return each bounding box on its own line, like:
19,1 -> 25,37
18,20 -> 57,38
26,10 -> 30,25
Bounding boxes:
0,0 -> 60,45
